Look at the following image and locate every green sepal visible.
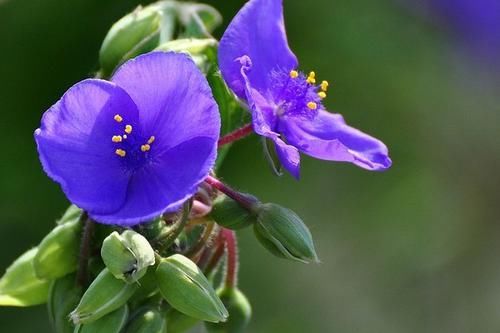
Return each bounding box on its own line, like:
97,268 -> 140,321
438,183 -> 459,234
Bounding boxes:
57,205 -> 82,225
101,230 -> 155,283
254,204 -> 319,263
34,218 -> 82,280
166,309 -> 200,333
0,247 -> 50,307
48,274 -> 82,333
210,195 -> 259,230
205,287 -> 252,333
74,304 -> 129,333
124,307 -> 166,333
70,268 -> 138,325
176,2 -> 222,38
156,254 -> 228,323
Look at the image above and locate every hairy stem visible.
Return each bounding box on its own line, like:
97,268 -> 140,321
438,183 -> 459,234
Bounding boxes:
218,123 -> 253,147
204,175 -> 257,212
222,228 -> 238,288
76,213 -> 93,287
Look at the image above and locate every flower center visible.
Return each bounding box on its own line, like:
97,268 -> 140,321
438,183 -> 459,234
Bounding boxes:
269,69 -> 329,119
111,114 -> 155,169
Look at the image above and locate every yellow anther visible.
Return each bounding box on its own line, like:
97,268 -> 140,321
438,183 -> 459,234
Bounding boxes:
307,102 -> 318,110
112,135 -> 123,143
306,71 -> 316,84
114,114 -> 123,123
289,70 -> 299,79
321,80 -> 329,91
147,136 -> 155,145
318,91 -> 327,99
124,125 -> 132,134
115,149 -> 126,157
141,144 -> 151,152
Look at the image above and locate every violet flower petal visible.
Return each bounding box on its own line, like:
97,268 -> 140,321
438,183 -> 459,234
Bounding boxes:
35,79 -> 138,214
90,137 -> 216,225
111,52 -> 220,151
219,0 -> 298,99
282,110 -> 392,171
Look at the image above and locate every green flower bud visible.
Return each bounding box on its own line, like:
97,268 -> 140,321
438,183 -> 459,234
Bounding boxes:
166,309 -> 199,333
48,274 -> 82,333
253,204 -> 319,263
75,305 -> 129,333
127,266 -> 158,306
99,4 -> 169,77
156,254 -> 228,323
57,205 -> 82,225
34,218 -> 82,279
0,248 -> 50,307
101,230 -> 155,283
156,38 -> 217,72
176,2 -> 222,37
210,195 -> 259,230
70,268 -> 138,324
124,307 -> 166,333
206,287 -> 252,333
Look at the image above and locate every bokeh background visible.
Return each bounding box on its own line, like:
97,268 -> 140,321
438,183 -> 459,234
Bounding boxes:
1,0 -> 500,332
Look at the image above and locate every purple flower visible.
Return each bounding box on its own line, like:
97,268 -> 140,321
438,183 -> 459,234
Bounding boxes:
35,52 -> 220,226
218,0 -> 391,178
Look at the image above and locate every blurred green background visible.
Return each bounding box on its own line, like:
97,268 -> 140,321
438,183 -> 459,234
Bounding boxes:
1,0 -> 500,332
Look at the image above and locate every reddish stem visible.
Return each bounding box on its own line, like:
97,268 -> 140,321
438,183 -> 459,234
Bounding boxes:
222,229 -> 238,288
204,237 -> 226,275
204,175 -> 257,212
218,123 -> 253,147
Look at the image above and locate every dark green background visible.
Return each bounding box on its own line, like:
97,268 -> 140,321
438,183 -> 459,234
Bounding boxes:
1,0 -> 500,332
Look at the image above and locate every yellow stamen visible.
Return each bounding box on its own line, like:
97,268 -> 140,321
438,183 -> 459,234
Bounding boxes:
306,71 -> 316,84
125,125 -> 132,134
114,114 -> 123,123
307,102 -> 318,110
318,91 -> 327,99
289,70 -> 299,79
112,135 -> 122,143
141,144 -> 151,152
321,80 -> 329,92
115,149 -> 126,157
147,136 -> 155,145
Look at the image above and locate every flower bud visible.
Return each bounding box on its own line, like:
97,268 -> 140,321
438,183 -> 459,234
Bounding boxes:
99,4 -> 169,77
48,274 -> 82,333
124,307 -> 166,333
0,248 -> 50,306
127,266 -> 158,306
155,38 -> 217,71
33,218 -> 82,279
56,204 -> 82,225
205,287 -> 252,333
101,230 -> 155,283
176,2 -> 222,37
156,254 -> 228,323
75,305 -> 129,333
210,195 -> 259,230
166,309 -> 199,333
253,204 -> 319,263
70,268 -> 138,324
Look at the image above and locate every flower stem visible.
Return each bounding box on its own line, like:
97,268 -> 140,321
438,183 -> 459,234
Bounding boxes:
204,234 -> 225,276
218,123 -> 253,147
222,228 -> 238,288
76,213 -> 93,287
204,175 -> 256,212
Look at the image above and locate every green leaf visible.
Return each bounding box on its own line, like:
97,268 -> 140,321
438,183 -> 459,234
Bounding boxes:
0,248 -> 50,307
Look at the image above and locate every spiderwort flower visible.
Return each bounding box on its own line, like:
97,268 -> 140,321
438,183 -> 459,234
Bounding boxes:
35,52 -> 220,226
218,0 -> 391,178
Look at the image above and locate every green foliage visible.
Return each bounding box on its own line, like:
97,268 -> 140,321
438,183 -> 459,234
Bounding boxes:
206,287 -> 252,333
0,248 -> 50,307
34,218 -> 82,279
48,274 -> 82,333
75,305 -> 129,333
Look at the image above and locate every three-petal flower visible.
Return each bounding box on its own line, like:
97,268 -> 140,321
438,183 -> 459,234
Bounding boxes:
218,0 -> 391,178
35,52 -> 220,225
